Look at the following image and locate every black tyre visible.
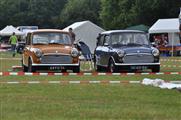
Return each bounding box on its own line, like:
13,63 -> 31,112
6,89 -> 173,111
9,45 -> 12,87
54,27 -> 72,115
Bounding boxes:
21,59 -> 28,72
94,56 -> 103,72
108,59 -> 118,73
94,61 -> 103,72
152,66 -> 160,73
28,59 -> 36,72
73,66 -> 80,73
23,65 -> 28,72
61,69 -> 67,73
95,65 -> 103,72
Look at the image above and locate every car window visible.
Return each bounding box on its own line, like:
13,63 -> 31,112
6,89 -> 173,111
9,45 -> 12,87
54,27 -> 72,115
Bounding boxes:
134,34 -> 148,45
104,35 -> 111,45
26,33 -> 31,45
97,35 -> 104,46
111,33 -> 149,46
32,32 -> 71,45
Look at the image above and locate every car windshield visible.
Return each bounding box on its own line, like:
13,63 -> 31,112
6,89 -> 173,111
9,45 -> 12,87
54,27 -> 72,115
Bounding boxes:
111,33 -> 149,47
32,32 -> 71,45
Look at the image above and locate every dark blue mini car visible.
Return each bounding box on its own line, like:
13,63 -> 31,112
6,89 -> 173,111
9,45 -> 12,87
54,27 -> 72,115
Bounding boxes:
94,30 -> 160,72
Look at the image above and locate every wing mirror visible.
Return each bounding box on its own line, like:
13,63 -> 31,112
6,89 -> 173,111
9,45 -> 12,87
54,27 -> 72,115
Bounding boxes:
104,43 -> 109,46
151,42 -> 156,47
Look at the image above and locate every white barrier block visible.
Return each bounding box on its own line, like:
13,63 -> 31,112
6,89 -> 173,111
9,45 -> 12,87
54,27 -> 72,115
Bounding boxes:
69,81 -> 80,84
89,81 -> 101,84
129,81 -> 141,84
83,73 -> 92,75
9,72 -> 18,76
49,81 -> 60,84
39,73 -> 48,76
109,81 -> 120,84
28,81 -> 40,84
54,73 -> 63,75
7,81 -> 19,84
98,73 -> 106,75
25,73 -> 33,76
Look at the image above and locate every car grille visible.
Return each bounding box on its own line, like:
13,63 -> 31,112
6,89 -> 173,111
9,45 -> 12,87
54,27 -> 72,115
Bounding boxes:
41,55 -> 72,64
123,54 -> 154,63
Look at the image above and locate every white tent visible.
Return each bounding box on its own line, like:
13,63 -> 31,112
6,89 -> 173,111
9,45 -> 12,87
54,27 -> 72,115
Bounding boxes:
149,18 -> 180,46
64,21 -> 105,53
0,25 -> 24,36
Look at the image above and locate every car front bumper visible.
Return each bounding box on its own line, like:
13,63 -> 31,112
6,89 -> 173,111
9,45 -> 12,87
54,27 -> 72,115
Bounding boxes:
114,63 -> 160,71
114,63 -> 160,66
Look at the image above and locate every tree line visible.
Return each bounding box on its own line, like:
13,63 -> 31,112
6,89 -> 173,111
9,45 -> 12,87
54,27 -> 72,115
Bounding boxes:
0,0 -> 180,30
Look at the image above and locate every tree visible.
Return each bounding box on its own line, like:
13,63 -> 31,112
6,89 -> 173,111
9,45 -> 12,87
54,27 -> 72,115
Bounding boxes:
0,0 -> 68,29
100,0 -> 137,30
100,0 -> 181,30
59,0 -> 101,28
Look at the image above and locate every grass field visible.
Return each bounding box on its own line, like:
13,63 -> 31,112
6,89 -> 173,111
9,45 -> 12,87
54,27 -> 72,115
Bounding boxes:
0,84 -> 181,120
0,52 -> 181,120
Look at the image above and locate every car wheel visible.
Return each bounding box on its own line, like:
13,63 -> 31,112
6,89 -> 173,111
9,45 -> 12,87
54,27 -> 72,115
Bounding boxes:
94,60 -> 102,72
23,65 -> 28,72
94,56 -> 104,72
95,65 -> 103,72
108,59 -> 118,73
21,59 -> 28,72
61,69 -> 67,73
28,59 -> 36,72
152,66 -> 160,73
73,66 -> 80,73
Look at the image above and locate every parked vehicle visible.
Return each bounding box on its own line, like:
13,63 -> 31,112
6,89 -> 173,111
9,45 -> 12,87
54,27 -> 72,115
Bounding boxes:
16,41 -> 25,54
94,30 -> 160,72
22,29 -> 80,72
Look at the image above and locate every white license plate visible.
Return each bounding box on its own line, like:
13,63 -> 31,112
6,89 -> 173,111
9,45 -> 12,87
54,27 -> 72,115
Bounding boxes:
50,66 -> 64,70
131,66 -> 147,70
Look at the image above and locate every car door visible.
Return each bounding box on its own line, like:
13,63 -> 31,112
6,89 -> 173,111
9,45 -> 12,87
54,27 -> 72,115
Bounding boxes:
95,34 -> 104,66
23,33 -> 31,66
101,35 -> 111,66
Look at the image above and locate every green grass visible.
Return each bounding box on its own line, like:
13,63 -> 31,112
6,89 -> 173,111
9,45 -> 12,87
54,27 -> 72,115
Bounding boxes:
0,52 -> 181,120
0,84 -> 181,120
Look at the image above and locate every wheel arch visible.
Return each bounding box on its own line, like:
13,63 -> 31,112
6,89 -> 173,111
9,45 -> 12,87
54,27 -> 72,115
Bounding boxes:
108,56 -> 116,66
23,55 -> 34,67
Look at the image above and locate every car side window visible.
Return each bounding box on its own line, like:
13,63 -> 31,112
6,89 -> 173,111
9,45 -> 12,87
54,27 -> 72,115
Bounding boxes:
97,35 -> 104,46
104,35 -> 111,46
26,33 -> 31,45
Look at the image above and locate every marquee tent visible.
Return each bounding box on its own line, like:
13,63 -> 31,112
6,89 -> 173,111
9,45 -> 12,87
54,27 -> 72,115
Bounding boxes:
0,25 -> 24,36
149,18 -> 181,56
64,21 -> 105,53
149,18 -> 180,46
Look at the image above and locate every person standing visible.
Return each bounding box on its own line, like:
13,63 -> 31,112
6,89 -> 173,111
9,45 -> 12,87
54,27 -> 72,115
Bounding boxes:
179,7 -> 181,44
68,28 -> 76,44
9,32 -> 18,57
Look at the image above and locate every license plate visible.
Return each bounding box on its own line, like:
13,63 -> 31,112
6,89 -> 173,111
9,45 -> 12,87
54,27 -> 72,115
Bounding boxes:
131,66 -> 147,70
50,66 -> 64,70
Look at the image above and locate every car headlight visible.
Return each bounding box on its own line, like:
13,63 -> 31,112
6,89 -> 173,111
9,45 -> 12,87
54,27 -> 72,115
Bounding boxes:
117,50 -> 125,57
71,48 -> 79,57
152,48 -> 159,56
34,49 -> 42,58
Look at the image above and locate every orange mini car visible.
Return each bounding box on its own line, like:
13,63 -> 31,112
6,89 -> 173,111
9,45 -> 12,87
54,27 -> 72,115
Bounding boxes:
22,29 -> 80,72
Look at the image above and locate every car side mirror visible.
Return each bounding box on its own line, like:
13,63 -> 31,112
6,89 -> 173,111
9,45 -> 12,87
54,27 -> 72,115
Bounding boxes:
151,42 -> 156,47
104,43 -> 109,46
